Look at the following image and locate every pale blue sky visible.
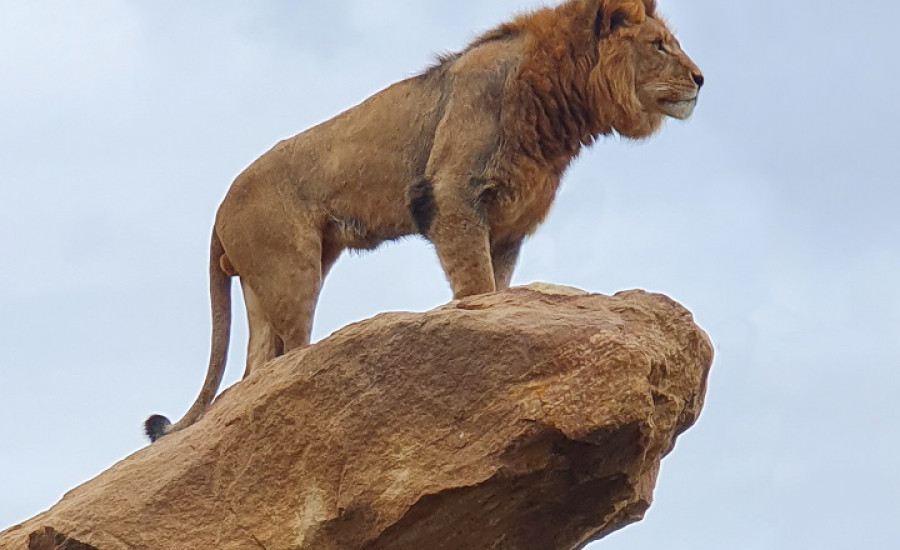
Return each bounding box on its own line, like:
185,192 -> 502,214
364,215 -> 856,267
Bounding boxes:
1,1 -> 898,548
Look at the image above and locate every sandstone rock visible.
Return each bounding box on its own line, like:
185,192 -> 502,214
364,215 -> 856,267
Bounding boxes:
0,284 -> 713,550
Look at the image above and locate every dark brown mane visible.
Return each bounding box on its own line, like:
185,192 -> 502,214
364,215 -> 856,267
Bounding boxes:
495,0 -> 664,172
499,2 -> 606,173
421,0 -> 666,171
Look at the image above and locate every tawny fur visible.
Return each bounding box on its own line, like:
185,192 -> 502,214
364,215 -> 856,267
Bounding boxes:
145,0 -> 703,441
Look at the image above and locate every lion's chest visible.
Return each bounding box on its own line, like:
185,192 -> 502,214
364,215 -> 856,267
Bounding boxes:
488,169 -> 561,242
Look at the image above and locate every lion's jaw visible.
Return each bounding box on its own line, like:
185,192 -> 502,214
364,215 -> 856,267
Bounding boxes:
655,94 -> 698,120
640,69 -> 701,121
661,98 -> 697,120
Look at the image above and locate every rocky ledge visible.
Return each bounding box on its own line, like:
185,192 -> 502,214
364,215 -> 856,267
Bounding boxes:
2,284 -> 712,550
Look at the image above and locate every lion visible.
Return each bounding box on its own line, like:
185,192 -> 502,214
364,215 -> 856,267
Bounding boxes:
145,0 -> 703,441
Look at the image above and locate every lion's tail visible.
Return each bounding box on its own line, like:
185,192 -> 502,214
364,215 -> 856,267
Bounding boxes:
144,227 -> 233,442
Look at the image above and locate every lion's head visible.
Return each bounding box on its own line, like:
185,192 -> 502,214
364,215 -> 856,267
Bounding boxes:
589,0 -> 704,137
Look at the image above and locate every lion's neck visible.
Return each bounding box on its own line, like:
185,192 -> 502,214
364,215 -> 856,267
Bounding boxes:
500,3 -> 610,174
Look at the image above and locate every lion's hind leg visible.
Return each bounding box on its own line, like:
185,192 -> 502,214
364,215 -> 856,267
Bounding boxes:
241,279 -> 284,378
229,213 -> 333,355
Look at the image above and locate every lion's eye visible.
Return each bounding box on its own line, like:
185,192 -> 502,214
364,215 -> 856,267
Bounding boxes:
653,39 -> 666,53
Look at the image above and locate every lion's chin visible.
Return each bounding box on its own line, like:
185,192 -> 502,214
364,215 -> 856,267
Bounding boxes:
660,98 -> 697,120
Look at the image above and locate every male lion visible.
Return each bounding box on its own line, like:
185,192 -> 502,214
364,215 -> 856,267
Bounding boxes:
145,0 -> 703,441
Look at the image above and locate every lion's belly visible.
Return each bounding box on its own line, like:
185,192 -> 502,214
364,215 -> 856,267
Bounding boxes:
325,177 -> 417,250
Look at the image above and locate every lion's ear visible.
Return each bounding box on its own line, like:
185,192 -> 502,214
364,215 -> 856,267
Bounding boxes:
593,0 -> 647,38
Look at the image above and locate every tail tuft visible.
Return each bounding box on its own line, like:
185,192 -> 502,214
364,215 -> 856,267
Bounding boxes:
144,414 -> 172,442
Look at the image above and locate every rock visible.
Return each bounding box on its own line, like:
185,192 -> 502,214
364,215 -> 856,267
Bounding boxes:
0,284 -> 713,550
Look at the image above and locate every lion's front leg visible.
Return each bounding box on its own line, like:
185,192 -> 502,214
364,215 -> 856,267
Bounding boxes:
491,238 -> 523,291
426,179 -> 496,299
422,72 -> 506,299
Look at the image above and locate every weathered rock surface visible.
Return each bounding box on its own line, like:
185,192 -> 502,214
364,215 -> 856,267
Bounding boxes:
1,284 -> 713,550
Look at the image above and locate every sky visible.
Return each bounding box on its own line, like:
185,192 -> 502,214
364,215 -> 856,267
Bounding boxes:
1,0 -> 898,548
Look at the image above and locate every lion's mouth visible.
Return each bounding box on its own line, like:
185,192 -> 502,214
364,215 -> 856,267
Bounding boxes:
659,96 -> 697,120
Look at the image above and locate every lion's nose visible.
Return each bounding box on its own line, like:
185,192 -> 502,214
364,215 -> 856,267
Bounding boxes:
692,72 -> 705,89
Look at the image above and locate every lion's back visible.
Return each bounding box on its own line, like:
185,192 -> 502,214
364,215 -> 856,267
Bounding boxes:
247,75 -> 447,208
